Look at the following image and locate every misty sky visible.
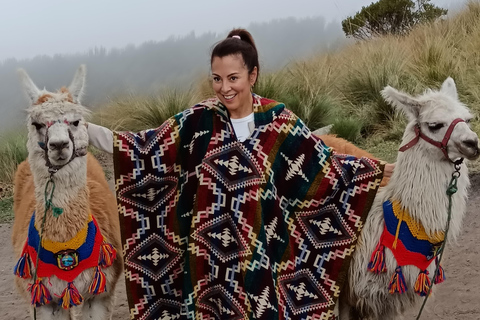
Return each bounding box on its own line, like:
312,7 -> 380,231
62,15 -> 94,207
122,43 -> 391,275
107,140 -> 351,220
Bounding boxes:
1,0 -> 462,61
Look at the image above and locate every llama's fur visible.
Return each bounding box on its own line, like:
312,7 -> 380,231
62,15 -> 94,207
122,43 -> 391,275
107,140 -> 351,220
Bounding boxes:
340,78 -> 479,319
11,65 -> 122,319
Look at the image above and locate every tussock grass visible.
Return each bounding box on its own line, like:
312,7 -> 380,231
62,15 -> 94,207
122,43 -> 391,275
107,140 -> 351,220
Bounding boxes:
0,131 -> 27,188
91,88 -> 199,131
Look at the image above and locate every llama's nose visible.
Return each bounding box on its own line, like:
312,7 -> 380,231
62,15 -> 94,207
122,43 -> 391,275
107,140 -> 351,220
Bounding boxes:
48,140 -> 69,150
463,138 -> 479,150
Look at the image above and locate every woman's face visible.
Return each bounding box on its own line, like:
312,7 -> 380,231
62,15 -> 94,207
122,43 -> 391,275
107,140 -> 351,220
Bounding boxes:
211,54 -> 257,119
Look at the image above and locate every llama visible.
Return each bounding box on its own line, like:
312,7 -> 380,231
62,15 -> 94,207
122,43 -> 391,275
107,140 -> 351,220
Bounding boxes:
339,77 -> 479,319
11,65 -> 122,319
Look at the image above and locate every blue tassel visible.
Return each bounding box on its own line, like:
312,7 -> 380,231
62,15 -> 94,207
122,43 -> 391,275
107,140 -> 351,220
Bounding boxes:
14,252 -> 32,279
388,266 -> 407,294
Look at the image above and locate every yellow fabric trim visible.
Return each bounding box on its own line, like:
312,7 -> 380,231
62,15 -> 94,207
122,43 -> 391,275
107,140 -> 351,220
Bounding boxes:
40,215 -> 92,253
391,200 -> 444,243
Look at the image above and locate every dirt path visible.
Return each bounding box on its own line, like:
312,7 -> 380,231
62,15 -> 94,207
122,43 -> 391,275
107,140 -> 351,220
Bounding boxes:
1,176 -> 479,319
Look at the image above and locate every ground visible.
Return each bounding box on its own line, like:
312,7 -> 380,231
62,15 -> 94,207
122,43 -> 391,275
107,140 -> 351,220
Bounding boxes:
1,165 -> 479,319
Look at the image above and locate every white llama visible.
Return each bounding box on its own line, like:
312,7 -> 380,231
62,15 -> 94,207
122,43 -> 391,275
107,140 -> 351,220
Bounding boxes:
11,65 -> 122,320
339,77 -> 479,319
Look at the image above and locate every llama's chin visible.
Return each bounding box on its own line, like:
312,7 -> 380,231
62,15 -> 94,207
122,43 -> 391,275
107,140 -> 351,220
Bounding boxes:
48,152 -> 74,166
456,146 -> 480,160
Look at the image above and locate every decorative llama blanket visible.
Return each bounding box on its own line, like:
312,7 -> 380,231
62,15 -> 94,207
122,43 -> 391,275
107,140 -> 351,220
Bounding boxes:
113,95 -> 384,319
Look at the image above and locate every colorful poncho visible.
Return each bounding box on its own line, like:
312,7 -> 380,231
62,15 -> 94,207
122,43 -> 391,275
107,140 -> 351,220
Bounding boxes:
113,94 -> 384,319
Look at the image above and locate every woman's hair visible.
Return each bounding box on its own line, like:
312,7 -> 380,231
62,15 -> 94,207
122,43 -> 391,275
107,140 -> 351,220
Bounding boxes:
211,28 -> 260,84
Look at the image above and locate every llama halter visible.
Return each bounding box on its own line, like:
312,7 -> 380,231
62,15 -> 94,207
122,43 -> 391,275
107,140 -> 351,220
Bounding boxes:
37,119 -> 87,174
399,118 -> 465,163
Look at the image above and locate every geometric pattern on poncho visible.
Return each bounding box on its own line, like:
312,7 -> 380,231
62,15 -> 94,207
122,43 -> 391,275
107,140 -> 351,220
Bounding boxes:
192,213 -> 251,263
203,142 -> 264,191
126,233 -> 184,281
278,269 -> 331,315
113,94 -> 384,320
118,174 -> 178,212
296,204 -> 355,249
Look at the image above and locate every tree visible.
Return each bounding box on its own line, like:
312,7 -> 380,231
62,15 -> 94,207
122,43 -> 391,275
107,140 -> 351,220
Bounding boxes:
342,0 -> 447,40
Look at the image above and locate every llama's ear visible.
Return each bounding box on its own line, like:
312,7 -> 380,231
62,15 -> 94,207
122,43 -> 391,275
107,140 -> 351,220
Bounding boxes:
381,86 -> 421,121
440,77 -> 458,100
68,65 -> 86,103
17,69 -> 41,105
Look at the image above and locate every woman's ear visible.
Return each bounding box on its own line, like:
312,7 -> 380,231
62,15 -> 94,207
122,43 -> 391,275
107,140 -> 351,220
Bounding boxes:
250,66 -> 258,86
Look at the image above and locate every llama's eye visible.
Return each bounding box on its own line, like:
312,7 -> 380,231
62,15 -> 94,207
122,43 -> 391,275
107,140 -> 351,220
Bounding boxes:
31,122 -> 44,131
71,120 -> 80,127
427,123 -> 445,131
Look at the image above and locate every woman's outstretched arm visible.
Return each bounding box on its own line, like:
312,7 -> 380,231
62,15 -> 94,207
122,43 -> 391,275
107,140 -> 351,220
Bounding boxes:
88,123 -> 114,154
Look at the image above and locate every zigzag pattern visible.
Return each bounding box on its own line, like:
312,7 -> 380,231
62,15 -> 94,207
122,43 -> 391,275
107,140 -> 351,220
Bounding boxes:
113,94 -> 384,319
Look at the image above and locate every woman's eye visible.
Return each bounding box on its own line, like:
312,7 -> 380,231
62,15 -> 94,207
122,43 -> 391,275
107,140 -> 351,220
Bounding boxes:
230,76 -> 237,81
212,76 -> 220,82
71,120 -> 80,127
31,122 -> 44,131
427,123 -> 445,131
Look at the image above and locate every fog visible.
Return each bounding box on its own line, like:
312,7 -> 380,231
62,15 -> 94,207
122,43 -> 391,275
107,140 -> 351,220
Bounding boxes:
0,16 -> 345,132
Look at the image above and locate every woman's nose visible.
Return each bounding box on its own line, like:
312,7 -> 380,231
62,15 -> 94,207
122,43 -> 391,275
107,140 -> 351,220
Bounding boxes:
221,82 -> 230,93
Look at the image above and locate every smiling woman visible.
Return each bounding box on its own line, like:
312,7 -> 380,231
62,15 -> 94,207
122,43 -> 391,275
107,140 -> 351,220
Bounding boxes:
87,28 -> 389,320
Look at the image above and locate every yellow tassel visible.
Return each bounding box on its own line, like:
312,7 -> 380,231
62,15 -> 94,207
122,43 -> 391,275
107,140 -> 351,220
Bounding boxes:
392,208 -> 404,249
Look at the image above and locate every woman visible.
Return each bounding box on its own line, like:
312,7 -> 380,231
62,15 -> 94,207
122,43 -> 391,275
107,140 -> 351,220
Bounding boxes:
89,29 -> 389,319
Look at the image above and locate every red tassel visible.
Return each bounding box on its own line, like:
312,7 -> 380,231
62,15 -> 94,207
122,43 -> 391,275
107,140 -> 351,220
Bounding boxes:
59,282 -> 84,309
414,270 -> 432,296
89,266 -> 107,295
99,242 -> 116,268
368,243 -> 387,274
388,266 -> 407,294
434,262 -> 446,284
28,279 -> 52,307
14,252 -> 32,279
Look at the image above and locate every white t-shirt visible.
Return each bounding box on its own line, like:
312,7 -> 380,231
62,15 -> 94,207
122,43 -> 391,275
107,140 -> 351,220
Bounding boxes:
230,113 -> 255,142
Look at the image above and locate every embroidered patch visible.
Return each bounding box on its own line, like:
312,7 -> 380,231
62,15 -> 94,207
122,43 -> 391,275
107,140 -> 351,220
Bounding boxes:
56,250 -> 79,270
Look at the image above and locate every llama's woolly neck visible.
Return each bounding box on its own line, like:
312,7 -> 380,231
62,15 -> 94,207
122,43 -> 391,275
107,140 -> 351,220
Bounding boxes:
383,145 -> 469,242
30,155 -> 90,243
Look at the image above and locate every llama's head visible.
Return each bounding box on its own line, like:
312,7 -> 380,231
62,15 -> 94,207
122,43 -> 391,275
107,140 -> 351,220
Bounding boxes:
381,77 -> 479,162
19,65 -> 89,173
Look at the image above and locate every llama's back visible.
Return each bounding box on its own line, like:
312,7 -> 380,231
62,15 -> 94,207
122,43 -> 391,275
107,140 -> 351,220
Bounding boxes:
319,135 -> 376,159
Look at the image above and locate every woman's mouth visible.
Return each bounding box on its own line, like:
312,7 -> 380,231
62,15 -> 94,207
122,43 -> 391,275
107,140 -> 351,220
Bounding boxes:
223,94 -> 236,101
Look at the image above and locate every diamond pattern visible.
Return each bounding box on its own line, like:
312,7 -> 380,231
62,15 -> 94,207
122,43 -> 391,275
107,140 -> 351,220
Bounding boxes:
118,174 -> 177,212
126,234 -> 183,281
192,214 -> 251,263
203,143 -> 263,191
197,285 -> 245,320
279,270 -> 332,315
297,204 -> 355,249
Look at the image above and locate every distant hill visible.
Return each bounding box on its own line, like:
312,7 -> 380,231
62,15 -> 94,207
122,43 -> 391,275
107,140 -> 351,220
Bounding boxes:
0,16 -> 345,133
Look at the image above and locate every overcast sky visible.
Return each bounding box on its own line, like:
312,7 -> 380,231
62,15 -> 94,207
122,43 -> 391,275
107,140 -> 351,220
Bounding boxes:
0,0 -> 464,62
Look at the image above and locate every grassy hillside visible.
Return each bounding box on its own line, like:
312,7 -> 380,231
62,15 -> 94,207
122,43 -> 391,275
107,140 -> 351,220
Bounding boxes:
92,1 -> 480,163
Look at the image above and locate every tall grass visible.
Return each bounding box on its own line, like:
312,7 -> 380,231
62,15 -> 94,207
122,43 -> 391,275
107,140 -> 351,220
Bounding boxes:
91,88 -> 199,131
0,131 -> 28,188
